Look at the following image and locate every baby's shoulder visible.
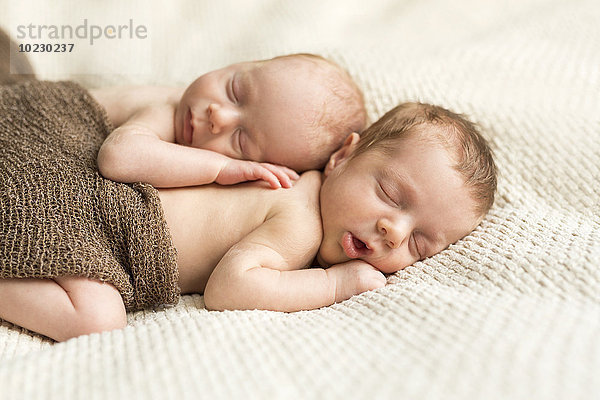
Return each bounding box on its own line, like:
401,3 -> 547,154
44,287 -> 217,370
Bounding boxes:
90,85 -> 183,128
272,170 -> 322,232
272,170 -> 322,218
261,170 -> 323,267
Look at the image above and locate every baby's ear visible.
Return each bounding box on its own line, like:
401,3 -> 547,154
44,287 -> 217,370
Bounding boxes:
324,132 -> 360,176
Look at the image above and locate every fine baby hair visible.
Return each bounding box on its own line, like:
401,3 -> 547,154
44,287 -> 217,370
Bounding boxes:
353,102 -> 497,216
266,53 -> 368,170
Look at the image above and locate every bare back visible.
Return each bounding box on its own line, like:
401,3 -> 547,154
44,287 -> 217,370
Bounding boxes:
158,171 -> 323,294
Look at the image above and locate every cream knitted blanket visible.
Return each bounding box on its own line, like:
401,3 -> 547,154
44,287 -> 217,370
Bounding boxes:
0,1 -> 598,399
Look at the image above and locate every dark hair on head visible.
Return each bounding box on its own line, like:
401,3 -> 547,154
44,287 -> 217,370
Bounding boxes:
354,102 -> 497,216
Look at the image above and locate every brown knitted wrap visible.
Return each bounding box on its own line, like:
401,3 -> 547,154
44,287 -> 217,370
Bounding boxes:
0,80 -> 179,310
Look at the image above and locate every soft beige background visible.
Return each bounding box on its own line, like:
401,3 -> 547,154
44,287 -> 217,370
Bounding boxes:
1,1 -> 599,399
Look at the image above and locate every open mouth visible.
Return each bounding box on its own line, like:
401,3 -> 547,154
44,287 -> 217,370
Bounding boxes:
341,232 -> 372,259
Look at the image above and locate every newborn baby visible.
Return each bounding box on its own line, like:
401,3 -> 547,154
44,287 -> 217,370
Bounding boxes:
0,101 -> 497,341
93,53 -> 367,188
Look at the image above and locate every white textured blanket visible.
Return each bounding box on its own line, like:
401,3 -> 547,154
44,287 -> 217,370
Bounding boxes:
1,1 -> 599,399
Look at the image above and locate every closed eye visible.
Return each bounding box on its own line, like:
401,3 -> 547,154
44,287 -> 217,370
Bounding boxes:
411,234 -> 422,259
234,128 -> 242,155
235,129 -> 248,159
228,75 -> 238,103
230,73 -> 239,104
378,182 -> 397,206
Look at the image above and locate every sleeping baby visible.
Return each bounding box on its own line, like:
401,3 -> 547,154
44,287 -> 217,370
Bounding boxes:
94,53 -> 366,189
0,88 -> 496,341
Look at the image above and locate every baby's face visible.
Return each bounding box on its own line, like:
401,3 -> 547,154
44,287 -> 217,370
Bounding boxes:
175,58 -> 329,170
317,133 -> 481,273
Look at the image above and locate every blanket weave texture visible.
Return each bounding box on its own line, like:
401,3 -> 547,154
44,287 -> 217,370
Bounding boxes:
0,1 -> 599,399
0,81 -> 179,310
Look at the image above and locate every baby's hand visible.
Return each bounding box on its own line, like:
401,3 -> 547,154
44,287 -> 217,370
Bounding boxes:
216,159 -> 299,189
326,260 -> 386,303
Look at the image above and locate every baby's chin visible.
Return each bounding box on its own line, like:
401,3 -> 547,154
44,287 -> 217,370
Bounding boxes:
315,252 -> 330,268
315,250 -> 354,269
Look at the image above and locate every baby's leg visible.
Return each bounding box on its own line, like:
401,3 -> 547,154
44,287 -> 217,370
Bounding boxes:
0,276 -> 126,342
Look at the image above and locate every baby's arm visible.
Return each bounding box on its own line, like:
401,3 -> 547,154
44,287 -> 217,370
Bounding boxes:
97,104 -> 296,188
203,203 -> 386,312
98,103 -> 231,187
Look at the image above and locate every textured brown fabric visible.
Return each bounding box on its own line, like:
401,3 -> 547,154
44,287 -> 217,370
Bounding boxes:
0,80 -> 179,310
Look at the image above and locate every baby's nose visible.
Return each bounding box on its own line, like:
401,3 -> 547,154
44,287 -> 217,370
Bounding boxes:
377,216 -> 410,249
208,103 -> 240,134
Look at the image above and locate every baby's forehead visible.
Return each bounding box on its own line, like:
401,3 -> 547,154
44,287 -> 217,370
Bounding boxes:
366,134 -> 460,176
255,57 -> 345,96
260,55 -> 330,73
248,67 -> 334,130
383,126 -> 460,158
247,59 -> 327,93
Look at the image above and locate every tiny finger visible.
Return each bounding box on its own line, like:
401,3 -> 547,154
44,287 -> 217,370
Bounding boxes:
262,163 -> 300,180
284,167 -> 300,180
256,168 -> 281,189
261,165 -> 293,188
